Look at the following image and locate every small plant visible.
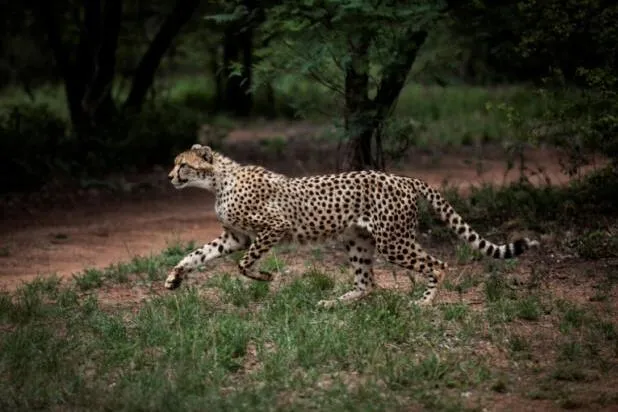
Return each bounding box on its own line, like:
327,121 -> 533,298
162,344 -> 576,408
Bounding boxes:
303,267 -> 336,292
509,334 -> 531,354
444,270 -> 480,294
247,281 -> 270,302
455,243 -> 482,264
212,274 -> 251,307
102,263 -> 131,284
491,377 -> 509,393
442,303 -> 469,321
575,230 -> 618,259
558,341 -> 584,362
259,254 -> 286,275
515,296 -> 542,321
484,273 -> 508,302
211,274 -> 270,307
73,268 -> 104,291
483,258 -> 519,275
558,303 -> 586,333
591,320 -> 617,342
551,363 -> 588,382
126,255 -> 162,281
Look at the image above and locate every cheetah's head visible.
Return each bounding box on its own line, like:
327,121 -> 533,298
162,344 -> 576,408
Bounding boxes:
168,144 -> 216,191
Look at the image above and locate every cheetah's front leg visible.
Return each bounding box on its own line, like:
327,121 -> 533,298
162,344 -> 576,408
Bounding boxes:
238,225 -> 289,281
165,229 -> 250,289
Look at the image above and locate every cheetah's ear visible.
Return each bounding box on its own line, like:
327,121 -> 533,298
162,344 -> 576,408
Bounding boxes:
191,144 -> 213,163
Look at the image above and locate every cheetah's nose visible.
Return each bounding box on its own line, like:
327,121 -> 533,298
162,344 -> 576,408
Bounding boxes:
168,174 -> 174,181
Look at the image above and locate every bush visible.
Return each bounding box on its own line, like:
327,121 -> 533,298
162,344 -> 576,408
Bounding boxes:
536,76 -> 618,175
119,102 -> 207,168
575,230 -> 618,259
0,101 -> 211,193
0,103 -> 68,191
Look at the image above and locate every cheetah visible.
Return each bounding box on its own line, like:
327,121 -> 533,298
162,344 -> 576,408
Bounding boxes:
165,144 -> 539,307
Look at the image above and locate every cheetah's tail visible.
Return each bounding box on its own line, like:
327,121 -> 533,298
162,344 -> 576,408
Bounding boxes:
411,178 -> 539,259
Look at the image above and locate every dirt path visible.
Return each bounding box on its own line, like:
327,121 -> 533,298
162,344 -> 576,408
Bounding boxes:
0,143 -> 605,290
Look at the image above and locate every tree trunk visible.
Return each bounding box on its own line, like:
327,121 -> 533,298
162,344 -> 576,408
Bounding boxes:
343,30 -> 428,171
36,0 -> 122,140
38,0 -> 199,139
344,34 -> 375,171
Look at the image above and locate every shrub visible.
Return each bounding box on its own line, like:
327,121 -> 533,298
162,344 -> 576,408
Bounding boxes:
0,101 -> 212,193
0,103 -> 68,191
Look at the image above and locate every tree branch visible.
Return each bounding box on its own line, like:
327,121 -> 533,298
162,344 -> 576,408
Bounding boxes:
373,30 -> 427,120
123,0 -> 200,112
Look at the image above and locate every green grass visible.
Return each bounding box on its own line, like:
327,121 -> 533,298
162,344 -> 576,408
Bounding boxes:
1,238 -> 616,411
70,241 -> 196,289
394,84 -> 545,146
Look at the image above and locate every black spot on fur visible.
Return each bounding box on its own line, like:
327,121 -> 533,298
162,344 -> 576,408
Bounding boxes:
468,233 -> 477,242
486,244 -> 494,256
479,239 -> 486,249
167,277 -> 182,290
493,248 -> 502,259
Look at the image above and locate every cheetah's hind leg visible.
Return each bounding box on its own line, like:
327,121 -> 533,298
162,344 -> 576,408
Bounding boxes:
378,239 -> 448,307
317,229 -> 376,308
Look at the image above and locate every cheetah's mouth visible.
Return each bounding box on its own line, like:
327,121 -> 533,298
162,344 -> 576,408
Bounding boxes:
171,177 -> 188,189
172,181 -> 188,189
